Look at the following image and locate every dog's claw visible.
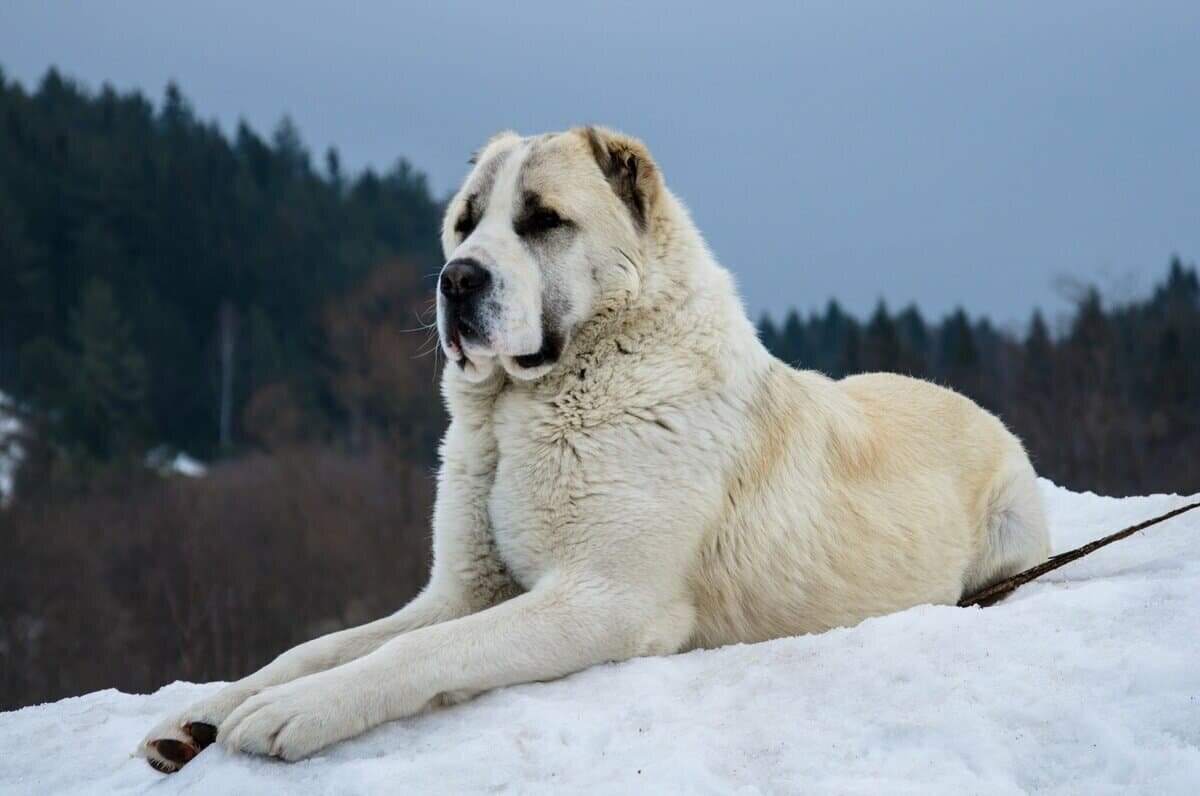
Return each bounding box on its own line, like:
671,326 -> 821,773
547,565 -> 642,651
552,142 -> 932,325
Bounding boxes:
184,721 -> 218,749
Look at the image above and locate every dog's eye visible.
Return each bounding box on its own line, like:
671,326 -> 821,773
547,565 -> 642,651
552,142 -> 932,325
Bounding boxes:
454,201 -> 478,239
517,208 -> 566,237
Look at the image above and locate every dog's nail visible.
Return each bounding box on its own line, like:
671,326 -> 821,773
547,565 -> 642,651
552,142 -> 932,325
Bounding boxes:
185,721 -> 218,748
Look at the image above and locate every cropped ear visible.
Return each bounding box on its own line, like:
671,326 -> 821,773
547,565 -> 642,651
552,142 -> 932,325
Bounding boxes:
580,125 -> 662,232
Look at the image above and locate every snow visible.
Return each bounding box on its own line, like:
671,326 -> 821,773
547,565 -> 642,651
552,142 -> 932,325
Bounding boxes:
0,392 -> 23,507
144,446 -> 208,478
2,481 -> 1198,794
165,453 -> 207,478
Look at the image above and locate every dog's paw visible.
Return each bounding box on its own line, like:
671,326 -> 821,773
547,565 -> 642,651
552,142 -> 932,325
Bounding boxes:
136,687 -> 253,773
136,716 -> 218,774
219,676 -> 367,762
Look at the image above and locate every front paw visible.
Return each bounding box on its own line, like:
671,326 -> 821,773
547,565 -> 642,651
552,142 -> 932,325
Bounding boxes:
218,676 -> 368,762
137,684 -> 261,773
136,715 -> 219,774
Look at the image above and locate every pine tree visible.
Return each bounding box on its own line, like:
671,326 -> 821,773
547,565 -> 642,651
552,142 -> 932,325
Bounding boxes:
895,305 -> 930,376
325,147 -> 344,195
781,309 -> 806,366
816,300 -> 848,376
68,279 -> 148,457
1023,310 -> 1053,395
863,301 -> 900,372
272,115 -> 309,177
936,309 -> 980,396
757,313 -> 780,355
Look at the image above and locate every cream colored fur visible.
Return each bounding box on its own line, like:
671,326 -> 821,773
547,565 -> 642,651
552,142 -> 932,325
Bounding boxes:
139,127 -> 1050,771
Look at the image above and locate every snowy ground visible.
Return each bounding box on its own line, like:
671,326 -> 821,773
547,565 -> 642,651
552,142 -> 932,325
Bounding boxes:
2,481 -> 1198,794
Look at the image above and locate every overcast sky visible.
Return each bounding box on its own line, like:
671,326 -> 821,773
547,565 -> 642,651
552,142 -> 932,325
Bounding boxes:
3,1 -> 1197,327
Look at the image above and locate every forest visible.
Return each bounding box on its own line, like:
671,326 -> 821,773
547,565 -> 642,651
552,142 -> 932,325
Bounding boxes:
0,69 -> 1197,709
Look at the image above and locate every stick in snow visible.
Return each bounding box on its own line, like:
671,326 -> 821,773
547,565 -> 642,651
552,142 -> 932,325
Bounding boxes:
958,501 -> 1200,608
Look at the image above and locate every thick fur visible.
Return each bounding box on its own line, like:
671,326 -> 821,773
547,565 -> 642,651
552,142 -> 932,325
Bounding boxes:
139,127 -> 1050,771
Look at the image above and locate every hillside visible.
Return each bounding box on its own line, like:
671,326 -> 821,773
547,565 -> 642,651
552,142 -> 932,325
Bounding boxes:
2,482 -> 1197,794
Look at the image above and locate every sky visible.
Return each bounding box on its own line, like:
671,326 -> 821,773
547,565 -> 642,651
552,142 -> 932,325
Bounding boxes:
2,1 -> 1197,328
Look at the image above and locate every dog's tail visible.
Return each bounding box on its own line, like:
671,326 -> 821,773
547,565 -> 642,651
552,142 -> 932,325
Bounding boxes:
958,501 -> 1200,608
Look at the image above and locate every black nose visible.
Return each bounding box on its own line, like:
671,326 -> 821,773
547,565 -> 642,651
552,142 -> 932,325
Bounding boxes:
440,259 -> 491,300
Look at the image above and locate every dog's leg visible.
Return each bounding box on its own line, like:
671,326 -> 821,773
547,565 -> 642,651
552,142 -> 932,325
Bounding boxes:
219,576 -> 665,761
139,534 -> 523,774
135,587 -> 471,772
140,403 -> 510,772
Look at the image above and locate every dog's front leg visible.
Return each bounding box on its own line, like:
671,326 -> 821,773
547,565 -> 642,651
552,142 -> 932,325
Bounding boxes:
135,586 -> 470,772
220,575 -> 652,761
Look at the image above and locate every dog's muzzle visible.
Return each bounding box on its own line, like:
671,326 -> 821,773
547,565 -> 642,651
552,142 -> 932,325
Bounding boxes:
440,258 -> 491,350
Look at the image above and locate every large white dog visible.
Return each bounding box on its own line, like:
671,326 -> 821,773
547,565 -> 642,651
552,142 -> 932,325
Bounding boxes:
140,127 -> 1050,772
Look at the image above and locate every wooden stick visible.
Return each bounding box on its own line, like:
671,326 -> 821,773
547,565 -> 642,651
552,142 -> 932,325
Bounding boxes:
958,501 -> 1200,608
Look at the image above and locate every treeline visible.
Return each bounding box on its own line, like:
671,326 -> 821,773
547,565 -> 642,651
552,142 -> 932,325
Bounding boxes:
0,68 -> 446,496
759,259 -> 1200,496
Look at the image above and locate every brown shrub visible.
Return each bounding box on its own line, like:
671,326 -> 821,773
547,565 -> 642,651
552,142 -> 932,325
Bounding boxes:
0,445 -> 434,710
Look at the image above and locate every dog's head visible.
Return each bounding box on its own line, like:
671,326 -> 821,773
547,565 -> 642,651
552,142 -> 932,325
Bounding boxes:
437,126 -> 661,381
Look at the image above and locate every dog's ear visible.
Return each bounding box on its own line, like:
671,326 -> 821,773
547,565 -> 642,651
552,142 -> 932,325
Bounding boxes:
580,126 -> 661,232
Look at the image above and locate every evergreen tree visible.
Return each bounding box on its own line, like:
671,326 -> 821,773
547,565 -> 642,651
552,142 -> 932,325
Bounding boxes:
1070,289 -> 1109,351
325,146 -> 344,194
68,279 -> 149,457
757,313 -> 780,355
1023,310 -> 1053,395
936,309 -> 980,395
863,301 -> 900,372
1153,255 -> 1200,311
894,305 -> 930,377
272,115 -> 310,177
780,309 -> 806,366
816,300 -> 850,377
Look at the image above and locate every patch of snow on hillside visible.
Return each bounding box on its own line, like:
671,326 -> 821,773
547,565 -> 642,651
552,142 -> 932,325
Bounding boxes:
1,481 -> 1198,794
0,392 -> 23,507
144,446 -> 207,478
165,452 -> 207,477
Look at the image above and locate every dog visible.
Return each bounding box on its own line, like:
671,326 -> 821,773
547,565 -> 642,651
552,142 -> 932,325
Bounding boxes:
139,126 -> 1050,772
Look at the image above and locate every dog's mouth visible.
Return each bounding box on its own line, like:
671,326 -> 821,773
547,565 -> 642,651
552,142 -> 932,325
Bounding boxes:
443,315 -> 484,362
511,326 -> 563,373
440,313 -> 562,377
512,351 -> 548,369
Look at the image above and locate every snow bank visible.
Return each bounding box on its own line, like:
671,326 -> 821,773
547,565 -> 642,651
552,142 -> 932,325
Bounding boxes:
2,482 -> 1198,794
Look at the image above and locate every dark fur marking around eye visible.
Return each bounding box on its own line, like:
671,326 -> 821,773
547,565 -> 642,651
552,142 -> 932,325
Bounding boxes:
454,146 -> 512,239
455,194 -> 479,238
514,191 -> 572,238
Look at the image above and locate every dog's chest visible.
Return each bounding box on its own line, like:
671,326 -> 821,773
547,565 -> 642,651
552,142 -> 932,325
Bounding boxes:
486,391 -> 594,589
